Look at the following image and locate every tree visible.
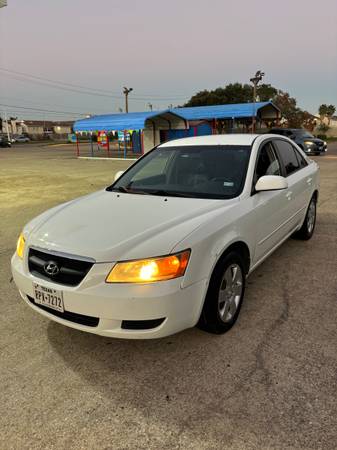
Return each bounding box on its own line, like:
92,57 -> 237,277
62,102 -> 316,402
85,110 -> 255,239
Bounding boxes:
318,104 -> 336,125
185,83 -> 317,129
301,111 -> 317,132
185,83 -> 278,107
272,91 -> 302,127
257,84 -> 278,101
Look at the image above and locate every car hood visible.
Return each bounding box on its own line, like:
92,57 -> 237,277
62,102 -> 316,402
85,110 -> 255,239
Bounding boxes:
26,190 -> 237,262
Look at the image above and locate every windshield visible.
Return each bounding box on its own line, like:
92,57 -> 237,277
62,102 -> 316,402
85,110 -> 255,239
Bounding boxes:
107,145 -> 251,199
293,130 -> 314,138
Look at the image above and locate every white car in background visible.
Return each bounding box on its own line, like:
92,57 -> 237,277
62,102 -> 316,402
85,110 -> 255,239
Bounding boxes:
11,134 -> 319,339
14,135 -> 30,143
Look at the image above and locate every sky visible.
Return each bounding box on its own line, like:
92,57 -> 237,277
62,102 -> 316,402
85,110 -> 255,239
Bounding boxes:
0,0 -> 336,120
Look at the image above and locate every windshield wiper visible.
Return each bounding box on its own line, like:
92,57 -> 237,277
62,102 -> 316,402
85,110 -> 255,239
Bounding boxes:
112,186 -> 149,195
109,186 -> 198,198
148,189 -> 198,198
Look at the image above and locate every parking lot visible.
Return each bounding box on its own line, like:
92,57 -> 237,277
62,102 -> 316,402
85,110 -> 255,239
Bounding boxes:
1,142 -> 337,450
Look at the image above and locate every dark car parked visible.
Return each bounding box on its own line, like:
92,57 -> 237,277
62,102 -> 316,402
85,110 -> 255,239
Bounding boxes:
0,135 -> 12,148
269,128 -> 327,155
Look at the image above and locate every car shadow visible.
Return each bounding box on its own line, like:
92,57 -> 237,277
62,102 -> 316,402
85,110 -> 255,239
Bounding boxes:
46,240 -> 306,444
45,254 -> 281,433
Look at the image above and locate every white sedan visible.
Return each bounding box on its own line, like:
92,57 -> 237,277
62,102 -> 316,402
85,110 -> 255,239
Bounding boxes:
14,135 -> 30,143
11,134 -> 319,338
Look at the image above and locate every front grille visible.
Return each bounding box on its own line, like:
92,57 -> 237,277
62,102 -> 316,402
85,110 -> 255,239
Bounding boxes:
28,247 -> 94,287
27,295 -> 99,327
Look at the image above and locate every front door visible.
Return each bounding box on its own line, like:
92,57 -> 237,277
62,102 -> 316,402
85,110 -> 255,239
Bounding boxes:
251,141 -> 290,263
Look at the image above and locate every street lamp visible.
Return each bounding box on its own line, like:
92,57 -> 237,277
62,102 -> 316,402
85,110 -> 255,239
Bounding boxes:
250,70 -> 265,133
123,87 -> 133,113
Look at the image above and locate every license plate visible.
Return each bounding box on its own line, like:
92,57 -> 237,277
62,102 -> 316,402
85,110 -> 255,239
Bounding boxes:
33,283 -> 64,313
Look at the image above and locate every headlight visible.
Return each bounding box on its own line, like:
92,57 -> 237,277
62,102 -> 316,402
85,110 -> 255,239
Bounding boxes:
106,250 -> 190,283
324,141 -> 327,146
304,141 -> 314,146
16,233 -> 25,259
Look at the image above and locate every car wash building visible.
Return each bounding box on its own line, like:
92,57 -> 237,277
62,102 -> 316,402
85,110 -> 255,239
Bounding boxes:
73,101 -> 280,156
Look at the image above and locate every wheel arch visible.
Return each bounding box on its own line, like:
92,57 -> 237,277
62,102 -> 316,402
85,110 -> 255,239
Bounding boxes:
196,240 -> 250,332
215,240 -> 251,276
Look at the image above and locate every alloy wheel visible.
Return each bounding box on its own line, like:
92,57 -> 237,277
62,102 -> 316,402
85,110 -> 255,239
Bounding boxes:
218,264 -> 243,323
307,199 -> 316,234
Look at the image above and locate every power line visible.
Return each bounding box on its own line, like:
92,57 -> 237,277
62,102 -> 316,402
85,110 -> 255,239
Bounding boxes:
0,94 -> 102,112
0,102 -> 88,116
0,66 -> 189,100
0,73 -> 122,99
0,67 -> 117,95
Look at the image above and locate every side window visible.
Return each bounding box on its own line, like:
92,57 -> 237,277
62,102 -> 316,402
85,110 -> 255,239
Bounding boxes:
254,142 -> 282,185
293,146 -> 308,168
274,140 -> 300,176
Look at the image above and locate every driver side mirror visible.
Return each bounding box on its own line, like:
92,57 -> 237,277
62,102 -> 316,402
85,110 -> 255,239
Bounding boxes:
114,170 -> 124,181
255,175 -> 288,192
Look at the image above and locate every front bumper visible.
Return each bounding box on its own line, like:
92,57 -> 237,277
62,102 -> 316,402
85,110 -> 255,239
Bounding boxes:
11,253 -> 207,339
304,143 -> 327,154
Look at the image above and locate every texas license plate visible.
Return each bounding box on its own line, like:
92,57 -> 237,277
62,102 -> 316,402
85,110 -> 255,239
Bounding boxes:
33,283 -> 64,313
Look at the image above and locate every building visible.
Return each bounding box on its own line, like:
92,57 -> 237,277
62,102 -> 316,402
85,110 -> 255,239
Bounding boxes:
1,119 -> 74,139
24,120 -> 74,138
74,102 -> 280,154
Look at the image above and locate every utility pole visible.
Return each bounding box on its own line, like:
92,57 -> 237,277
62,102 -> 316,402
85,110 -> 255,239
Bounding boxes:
250,70 -> 265,133
4,111 -> 10,141
123,87 -> 133,113
148,103 -> 153,111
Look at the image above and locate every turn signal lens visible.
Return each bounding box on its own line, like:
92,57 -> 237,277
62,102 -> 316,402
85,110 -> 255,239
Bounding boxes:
16,233 -> 25,259
106,250 -> 190,283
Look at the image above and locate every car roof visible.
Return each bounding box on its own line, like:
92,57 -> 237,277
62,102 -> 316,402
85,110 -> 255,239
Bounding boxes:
159,134 -> 259,147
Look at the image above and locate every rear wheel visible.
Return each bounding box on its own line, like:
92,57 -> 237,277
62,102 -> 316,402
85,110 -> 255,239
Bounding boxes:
198,252 -> 245,334
295,196 -> 317,240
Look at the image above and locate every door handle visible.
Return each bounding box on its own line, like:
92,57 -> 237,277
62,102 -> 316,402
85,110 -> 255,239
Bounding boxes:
286,191 -> 292,200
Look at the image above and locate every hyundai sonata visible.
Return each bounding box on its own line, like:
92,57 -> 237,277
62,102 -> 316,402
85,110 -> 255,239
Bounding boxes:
11,134 -> 319,338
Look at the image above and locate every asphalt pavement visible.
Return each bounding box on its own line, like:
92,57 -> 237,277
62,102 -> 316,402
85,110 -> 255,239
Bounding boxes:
0,142 -> 336,450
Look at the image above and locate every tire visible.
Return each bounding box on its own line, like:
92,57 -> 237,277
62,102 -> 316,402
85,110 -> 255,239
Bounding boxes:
294,196 -> 317,240
198,251 -> 246,334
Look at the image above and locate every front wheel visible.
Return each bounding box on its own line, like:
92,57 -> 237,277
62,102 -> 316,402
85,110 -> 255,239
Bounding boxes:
198,252 -> 245,334
295,196 -> 317,240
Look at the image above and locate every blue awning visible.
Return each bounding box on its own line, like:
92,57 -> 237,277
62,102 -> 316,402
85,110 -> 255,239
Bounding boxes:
74,110 -> 184,132
171,102 -> 279,121
73,102 -> 279,132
